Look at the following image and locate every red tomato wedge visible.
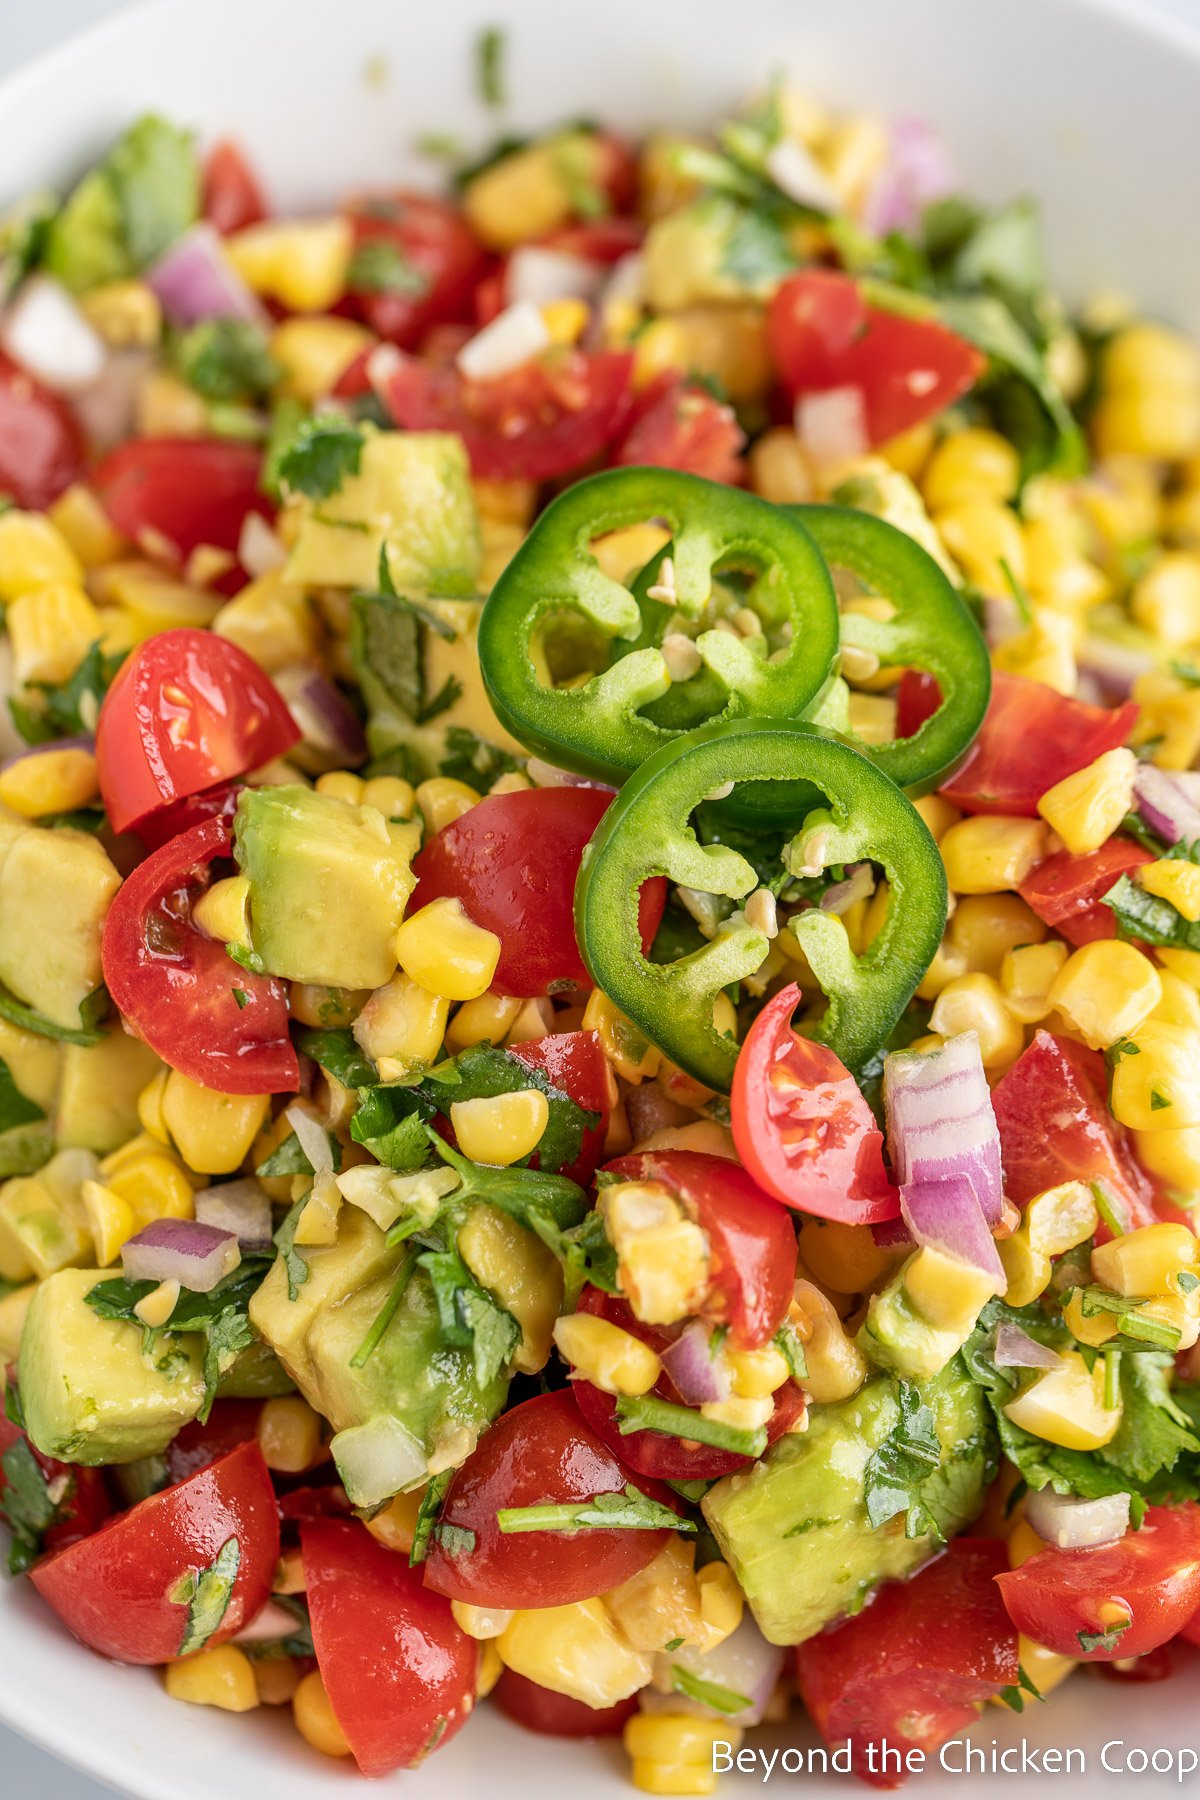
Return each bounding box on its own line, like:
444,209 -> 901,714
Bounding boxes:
413,785 -> 666,996
572,1289 -> 806,1481
614,374 -> 746,484
0,349 -> 85,511
731,984 -> 899,1225
895,669 -> 940,739
343,192 -> 486,348
96,629 -> 298,836
990,1030 -> 1156,1225
133,779 -> 244,853
30,1441 -> 278,1665
1018,840 -> 1155,946
422,1390 -> 673,1610
101,817 -> 299,1094
795,1539 -> 1018,1788
0,1397 -> 111,1558
602,1149 -> 798,1347
303,1518 -> 474,1777
376,347 -> 634,481
508,1029 -> 616,1185
938,673 -> 1139,816
493,1668 -> 637,1738
92,438 -> 268,559
163,1400 -> 263,1485
997,1506 -> 1200,1662
202,140 -> 267,234
768,270 -> 984,446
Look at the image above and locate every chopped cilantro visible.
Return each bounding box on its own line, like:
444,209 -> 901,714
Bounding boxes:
497,1484 -> 693,1534
346,239 -> 429,297
671,1665 -> 751,1716
862,1380 -> 944,1538
475,26 -> 506,108
172,318 -> 280,401
1078,1615 -> 1130,1656
409,1469 -> 453,1565
173,1536 -> 241,1656
277,415 -> 365,500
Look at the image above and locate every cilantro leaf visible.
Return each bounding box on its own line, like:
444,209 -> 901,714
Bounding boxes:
350,547 -> 462,731
85,1263 -> 270,1420
863,1380 -> 944,1538
1103,874 -> 1200,952
431,1521 -> 476,1557
774,1323 -> 808,1382
10,640 -> 126,745
172,318 -> 280,402
475,26 -> 506,107
671,1665 -> 752,1716
293,1027 -> 377,1092
497,1482 -> 691,1534
256,1128 -> 341,1178
438,725 -> 521,794
417,1242 -> 521,1386
277,416 -> 365,500
1078,1616 -> 1130,1655
0,983 -> 105,1046
0,1057 -> 44,1136
346,240 -> 429,297
0,1438 -> 59,1574
274,1196 -> 311,1303
172,1536 -> 241,1656
409,1469 -> 453,1565
107,115 -> 200,268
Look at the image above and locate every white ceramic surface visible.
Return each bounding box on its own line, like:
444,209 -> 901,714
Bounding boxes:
4,0 -> 1200,1794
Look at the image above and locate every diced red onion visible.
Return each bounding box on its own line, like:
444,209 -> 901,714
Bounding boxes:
331,1414 -> 426,1507
1077,631 -> 1156,705
506,246 -> 606,307
644,1615 -> 784,1728
1025,1488 -> 1130,1550
273,668 -> 367,770
147,223 -> 266,326
1135,763 -> 1200,847
195,1179 -> 273,1250
0,276 -> 106,392
625,1081 -> 694,1145
819,862 -> 875,915
795,386 -> 868,471
863,118 -> 956,238
525,757 -> 613,791
285,1102 -> 335,1175
872,1215 -> 912,1250
122,1218 -> 241,1293
2,734 -> 93,773
232,1599 -> 306,1645
993,1321 -> 1062,1370
884,1031 -> 1004,1227
900,1175 -> 1004,1282
660,1321 -> 731,1406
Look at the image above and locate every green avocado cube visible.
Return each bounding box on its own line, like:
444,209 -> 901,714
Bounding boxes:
0,1147 -> 97,1280
0,827 -> 120,1031
56,1028 -> 163,1155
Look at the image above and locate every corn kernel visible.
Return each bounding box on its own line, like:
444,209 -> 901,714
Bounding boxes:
650,305 -> 770,404
1106,322 -> 1200,392
541,297 -> 590,346
48,485 -> 125,567
0,513 -> 85,603
939,816 -> 1049,894
473,478 -> 538,527
797,1219 -> 896,1293
192,875 -> 251,948
352,973 -> 448,1077
928,975 -> 1024,1069
748,428 -> 814,505
135,1279 -> 183,1332
583,990 -> 662,1083
165,1645 -> 258,1713
1025,1181 -> 1100,1256
1092,1222 -> 1199,1297
695,1559 -> 744,1651
134,370 -> 208,437
7,582 -> 104,687
499,1598 -> 654,1708
459,1203 -> 563,1373
922,429 -> 1020,511
992,607 -> 1079,695
1159,946 -> 1200,989
507,997 -> 555,1044
1131,552 -> 1200,647
1094,389 -> 1200,460
553,1311 -> 662,1395
878,420 -> 934,481
1037,748 -> 1137,856
1004,1349 -> 1122,1449
1141,860 -> 1200,925
605,1539 -> 703,1653
288,984 -> 366,1029
1001,940 -> 1069,1024
452,1089 -> 549,1166
80,278 -> 161,348
446,991 -> 524,1050
1152,969 -> 1200,1031
270,316 -> 373,401
395,896 -> 501,1002
633,317 -> 688,390
161,1070 -> 269,1176
79,1178 -> 136,1266
103,1149 -> 195,1226
213,573 -> 318,673
601,1180 -> 711,1327
1134,1124 -> 1200,1191
463,138 -> 585,251
257,1395 -> 323,1473
997,1228 -> 1052,1308
1007,1518 -> 1048,1570
254,1657 -> 302,1706
0,746 -> 98,818
452,1601 -> 513,1640
625,1714 -> 741,1770
792,1279 -> 867,1402
360,776 -> 415,819
416,776 -> 478,834
1048,940 -> 1162,1050
365,1487 -> 425,1555
949,893 -> 1046,978
911,793 -> 962,842
1130,672 -> 1200,771
1110,1021 -> 1200,1130
726,1345 -> 790,1399
314,771 -> 365,805
225,218 -> 352,313
292,1670 -> 351,1756
933,499 -> 1025,593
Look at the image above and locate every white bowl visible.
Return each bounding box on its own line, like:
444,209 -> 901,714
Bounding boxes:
4,0 -> 1200,1793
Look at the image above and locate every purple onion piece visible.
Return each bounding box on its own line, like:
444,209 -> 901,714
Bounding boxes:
883,1031 -> 1004,1226
195,1179 -> 273,1250
147,223 -> 266,327
819,862 -> 874,916
273,666 -> 368,768
1135,762 -> 1200,847
660,1321 -> 731,1406
872,1216 -> 912,1250
122,1218 -> 241,1293
900,1175 -> 1005,1281
2,733 -> 94,772
993,1321 -> 1061,1370
862,117 -> 956,238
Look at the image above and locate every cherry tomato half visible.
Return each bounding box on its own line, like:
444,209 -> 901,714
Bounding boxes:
421,1390 -> 673,1610
508,1029 -> 616,1185
101,817 -> 299,1094
95,629 -> 298,836
163,1400 -> 263,1485
0,350 -> 85,511
492,1668 -> 638,1738
938,673 -> 1139,817
343,192 -> 487,348
1018,839 -> 1155,947
133,779 -> 244,853
202,140 -> 267,234
996,1506 -> 1200,1662
303,1518 -> 475,1777
412,785 -> 666,996
731,984 -> 899,1226
92,438 -> 269,560
30,1441 -> 279,1664
614,374 -> 745,485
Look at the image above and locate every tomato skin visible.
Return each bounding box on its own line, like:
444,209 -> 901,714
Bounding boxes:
895,669 -> 940,739
29,1441 -> 279,1665
92,438 -> 268,559
731,985 -> 899,1227
0,1403 -> 111,1556
768,270 -> 984,446
492,1668 -> 638,1738
422,1390 -> 673,1609
997,1506 -> 1200,1662
991,1029 -> 1156,1225
1177,1601 -> 1200,1648
939,673 -> 1139,816
1018,840 -> 1155,946
413,786 -> 666,996
572,1289 -> 806,1480
133,779 -> 244,852
543,217 -> 644,265
378,347 -> 634,481
614,375 -> 745,484
163,1400 -> 263,1485
101,817 -> 299,1095
96,629 -> 298,836
795,1539 -> 1018,1788
343,192 -> 487,348
508,1029 -> 615,1185
303,1518 -> 475,1777
603,1150 -> 798,1347
202,140 -> 267,234
0,350 -> 85,511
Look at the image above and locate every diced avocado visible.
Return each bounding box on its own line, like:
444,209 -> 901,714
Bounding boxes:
284,430 -> 482,593
0,1018 -> 61,1181
19,1267 -> 205,1463
42,115 -> 199,293
233,785 -> 420,990
0,827 -> 120,1030
642,194 -> 794,310
701,1363 -> 995,1646
0,1147 -> 98,1280
41,170 -> 129,293
216,1340 -> 295,1399
858,1248 -> 1002,1381
55,1028 -> 163,1154
249,1205 -> 506,1468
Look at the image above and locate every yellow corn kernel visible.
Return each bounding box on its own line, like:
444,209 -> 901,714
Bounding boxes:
996,1637 -> 1078,1706
499,1598 -> 654,1709
912,793 -> 962,843
553,1311 -> 662,1396
632,317 -> 689,390
949,893 -> 1046,978
0,512 -> 84,602
103,1151 -> 195,1227
590,522 -> 672,585
904,1245 -> 1003,1333
225,218 -> 352,313
463,138 -> 586,251
165,1645 -> 259,1713
353,973 -> 448,1077
601,1180 -> 710,1327
992,608 -> 1079,696
91,561 -> 220,634
747,427 -> 814,505
473,478 -> 538,527
1131,552 -> 1200,647
451,1090 -> 549,1167
648,305 -> 771,404
928,974 -> 1024,1069
1166,484 -> 1200,549
288,984 -> 367,1029
1060,1285 -> 1117,1347
360,776 -> 415,819
80,277 -> 161,347
257,1395 -> 323,1473
1092,1221 -> 1199,1297
605,1539 -> 703,1653
1106,321 -> 1200,392
998,1228 -> 1052,1308
1022,511 -> 1108,616
1094,389 -> 1200,461
292,1670 -> 352,1757
314,771 -> 365,805
1142,860 -> 1200,925
1048,940 -> 1162,1051
1153,969 -> 1200,1031
1160,946 -> 1200,990
253,1657 -> 302,1707
539,296 -> 590,347
933,499 -> 1025,593
1110,1021 -> 1200,1130
0,1282 -> 35,1360
1037,748 -> 1138,855
724,1345 -> 790,1400
7,582 -> 104,687
213,572 -> 318,673
797,1219 -> 896,1294
1004,1350 -> 1122,1450
79,1178 -> 136,1266
459,1204 -> 563,1373
1001,940 -> 1070,1025
843,691 -> 895,747
133,1277 -> 180,1329
135,370 -> 209,437
0,746 -> 98,818
446,991 -> 523,1051
939,816 -> 1049,894
192,875 -> 251,949
1025,1181 -> 1100,1257
161,1070 -> 269,1176
365,1487 -> 425,1555
415,776 -> 478,834
1007,1518 -> 1048,1570
395,896 -> 501,1002
625,1714 -> 742,1782
820,112 -> 888,209
47,485 -> 125,567
270,316 -> 373,401
922,429 -> 1020,511
452,1600 -> 514,1640
694,1559 -> 744,1651
1130,673 -> 1200,772
792,1279 -> 867,1403
1134,1124 -> 1200,1191
1136,1290 -> 1200,1351
507,997 -> 555,1044
877,420 -> 934,480
583,990 -> 662,1083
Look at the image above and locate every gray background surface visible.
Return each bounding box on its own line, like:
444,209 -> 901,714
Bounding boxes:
2,0 -> 1200,1791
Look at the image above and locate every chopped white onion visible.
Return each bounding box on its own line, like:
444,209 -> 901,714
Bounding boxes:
457,301 -> 550,381
1025,1488 -> 1131,1550
765,137 -> 838,213
795,386 -> 868,472
331,1414 -> 427,1507
645,1615 -> 785,1727
285,1102 -> 335,1175
122,1219 -> 241,1293
506,247 -> 605,307
1,276 -> 106,392
237,511 -> 288,579
195,1179 -> 273,1250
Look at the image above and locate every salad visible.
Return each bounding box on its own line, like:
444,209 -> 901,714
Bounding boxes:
2,40 -> 1200,1794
